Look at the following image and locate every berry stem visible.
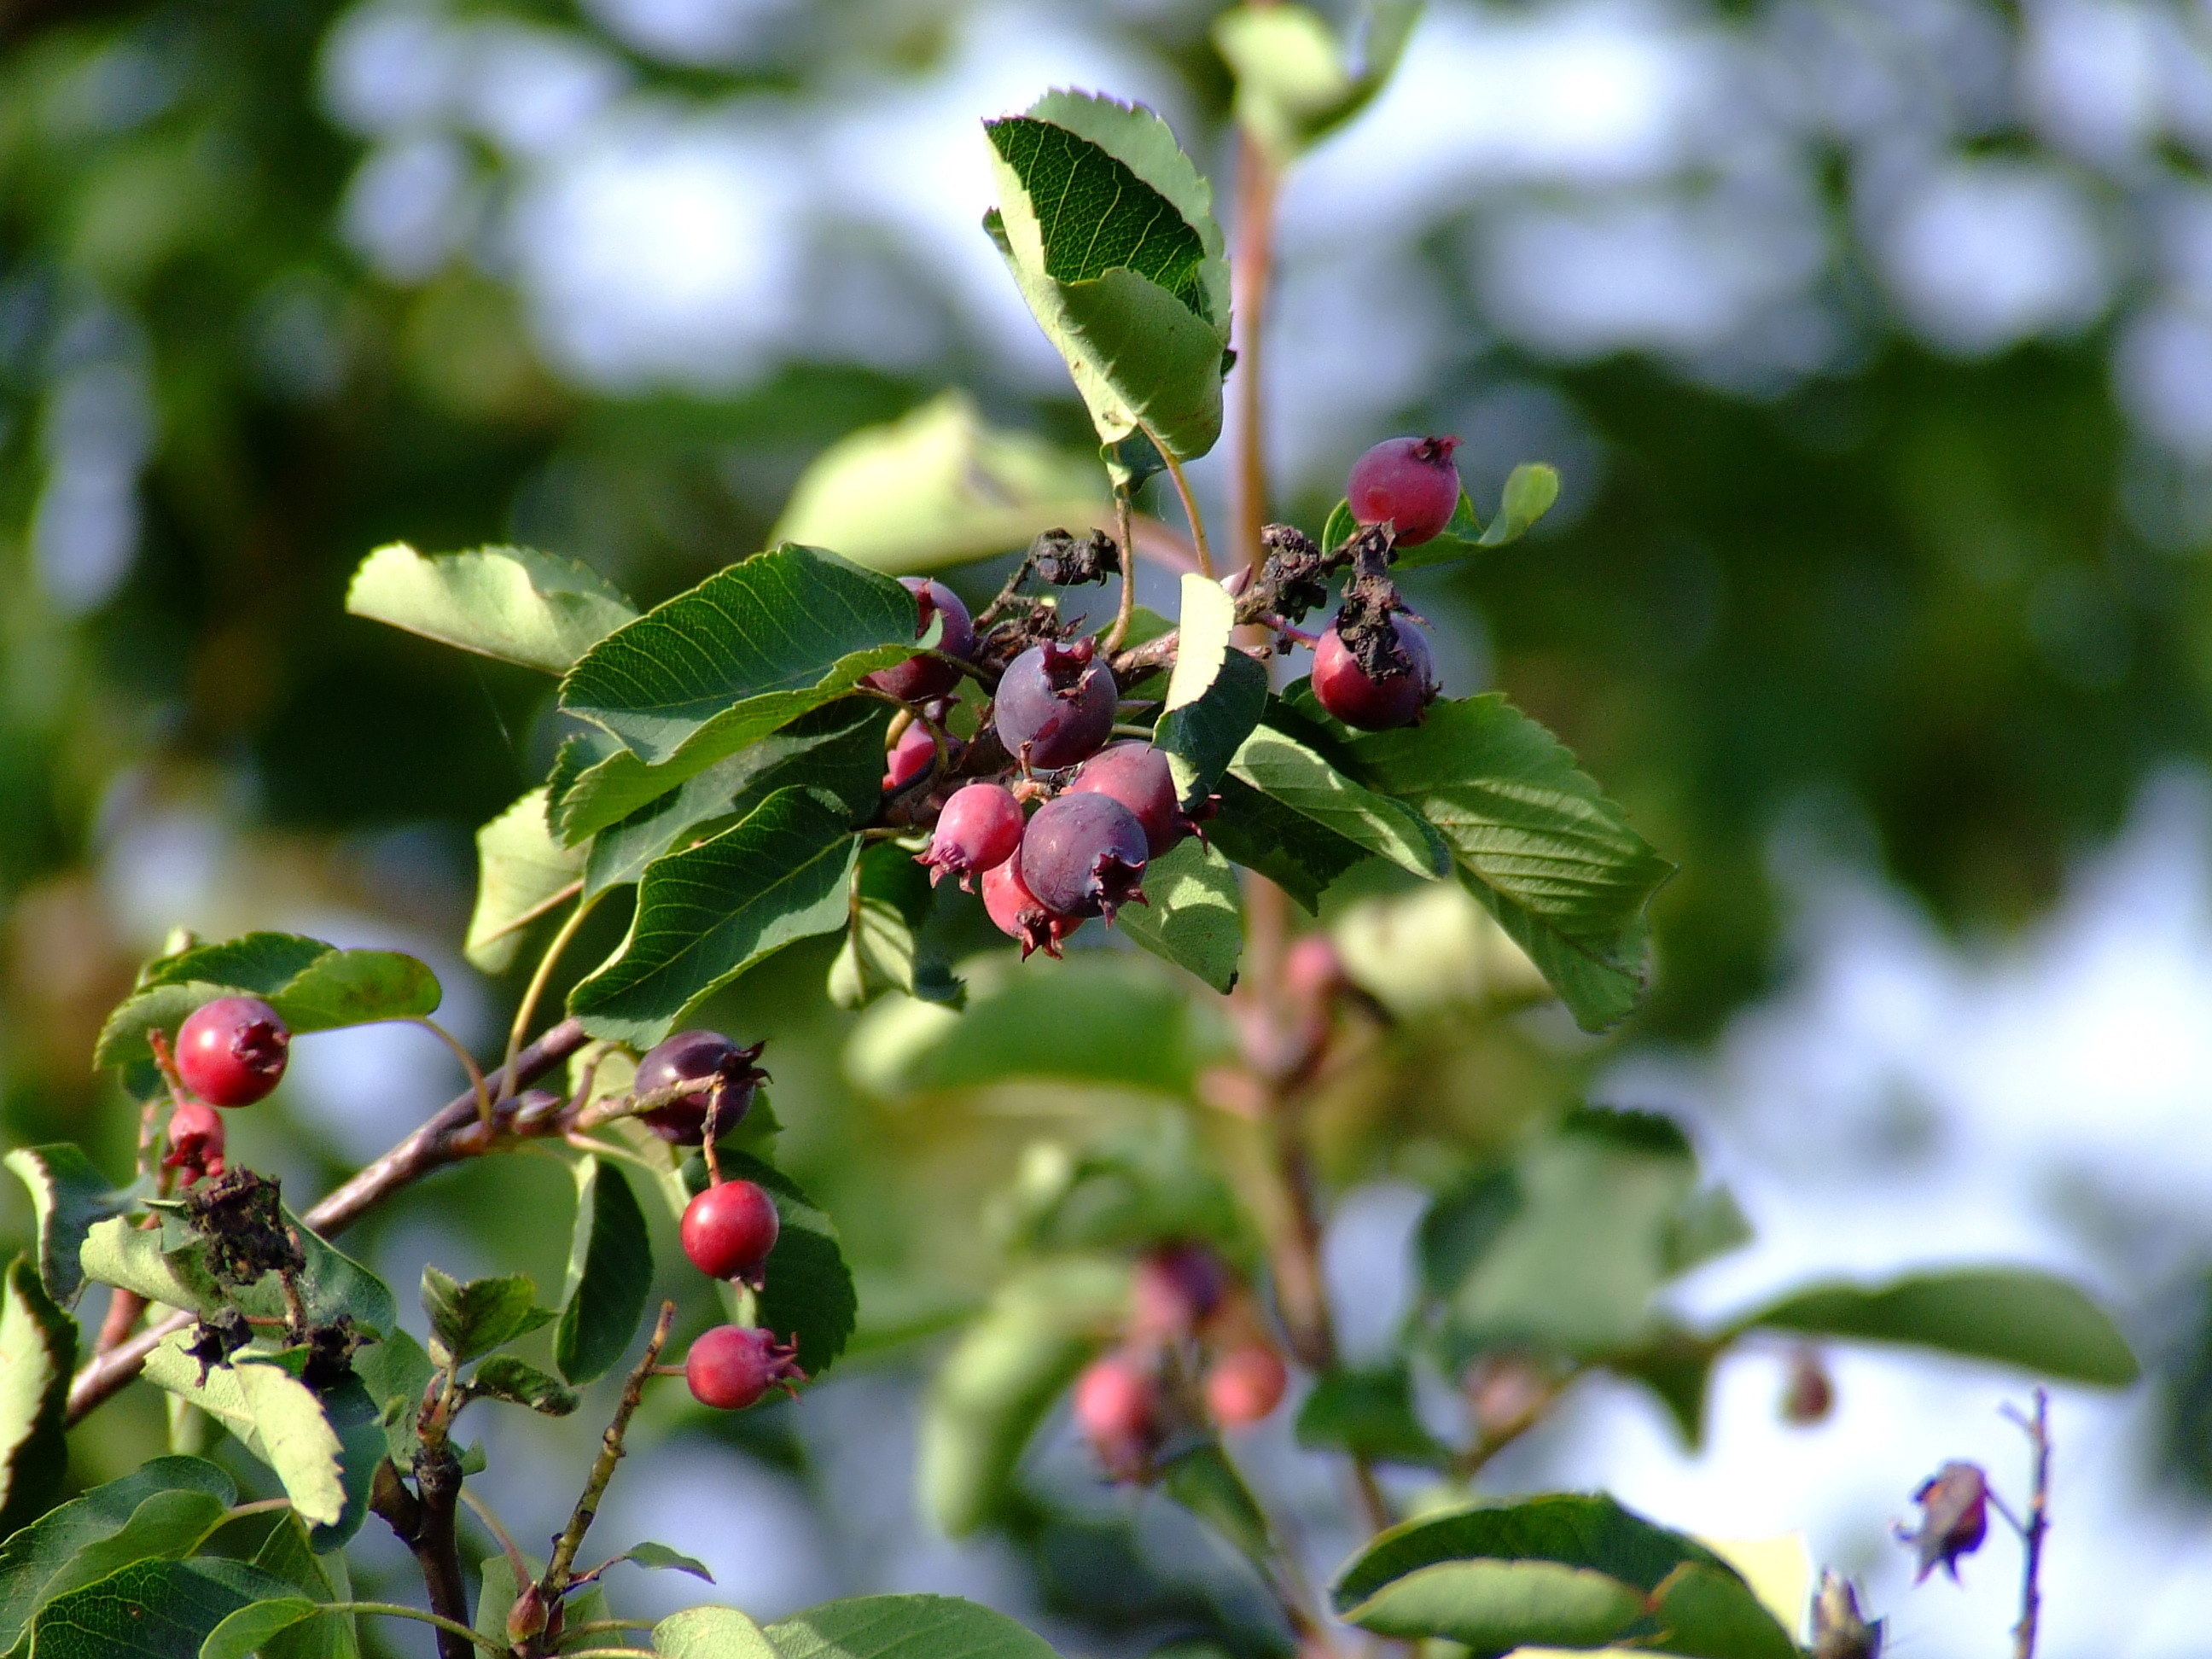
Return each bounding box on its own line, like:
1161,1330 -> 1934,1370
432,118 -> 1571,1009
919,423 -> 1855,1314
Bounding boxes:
502,893 -> 602,1103
457,1485 -> 531,1598
1150,432 -> 1214,579
466,877 -> 585,956
407,1017 -> 493,1126
311,1602 -> 508,1653
1104,490 -> 1138,654
855,684 -> 953,777
528,1298 -> 678,1653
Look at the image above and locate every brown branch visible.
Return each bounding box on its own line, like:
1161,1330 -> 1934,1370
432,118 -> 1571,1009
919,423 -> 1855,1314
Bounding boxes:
370,1458 -> 470,1659
2008,1388 -> 2052,1659
63,1016 -> 594,1425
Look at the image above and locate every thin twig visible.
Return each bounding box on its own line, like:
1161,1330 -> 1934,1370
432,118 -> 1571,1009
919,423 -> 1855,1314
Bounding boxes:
2006,1388 -> 2052,1659
502,894 -> 600,1102
408,1018 -> 494,1126
1105,491 -> 1138,654
317,1602 -> 505,1652
469,877 -> 585,952
533,1299 -> 679,1639
855,684 -> 952,778
460,1484 -> 532,1592
64,1017 -> 594,1424
1152,438 -> 1214,579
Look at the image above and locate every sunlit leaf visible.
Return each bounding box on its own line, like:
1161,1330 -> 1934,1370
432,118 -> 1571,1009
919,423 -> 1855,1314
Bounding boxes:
465,788 -> 585,974
345,542 -> 637,674
0,1260 -> 75,1538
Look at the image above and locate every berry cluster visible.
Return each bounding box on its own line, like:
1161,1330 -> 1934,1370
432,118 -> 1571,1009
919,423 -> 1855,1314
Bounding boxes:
860,439 -> 1459,969
1071,1242 -> 1289,1480
149,995 -> 295,1186
643,1028 -> 808,1412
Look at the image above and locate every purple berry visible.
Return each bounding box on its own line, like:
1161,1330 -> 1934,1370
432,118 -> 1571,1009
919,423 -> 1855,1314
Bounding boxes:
684,1324 -> 805,1410
918,782 -> 1025,889
1018,792 -> 1147,921
1311,619 -> 1435,731
867,578 -> 975,703
633,1030 -> 765,1145
1068,742 -> 1184,857
981,857 -> 1080,959
882,720 -> 938,792
992,639 -> 1117,770
1348,436 -> 1461,546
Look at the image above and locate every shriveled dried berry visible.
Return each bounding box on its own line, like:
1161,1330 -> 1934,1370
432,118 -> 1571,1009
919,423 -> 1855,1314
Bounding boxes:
182,1167 -> 304,1287
633,1031 -> 766,1146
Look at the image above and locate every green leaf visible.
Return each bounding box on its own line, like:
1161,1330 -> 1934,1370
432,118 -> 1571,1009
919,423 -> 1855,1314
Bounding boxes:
139,1342 -> 349,1528
918,1256 -> 1126,1536
0,1259 -> 73,1540
1228,725 -> 1450,881
199,1598 -> 318,1659
1158,1443 -> 1275,1571
87,1207 -> 395,1338
555,1156 -> 653,1386
467,1355 -> 580,1415
1205,774 -> 1367,911
4,1148 -> 126,1306
1433,1110 -> 1736,1362
352,1330 -> 434,1469
1114,837 -> 1243,993
1345,694 -> 1674,1030
79,1215 -> 222,1313
420,1267 -> 552,1367
599,1540 -> 713,1581
1732,1268 -> 2140,1385
992,1114 -> 1242,1256
1155,573 -> 1269,809
771,391 -> 1109,575
567,789 -> 861,1048
1212,1 -> 1420,164
707,1154 -> 856,1378
1294,1365 -> 1448,1469
27,1557 -> 298,1659
765,1593 -> 1062,1659
655,1604 -> 777,1659
1332,1493 -> 1796,1659
830,838 -> 963,1013
984,94 -> 1231,482
464,789 -> 585,974
583,701 -> 890,897
846,953 -> 1228,1101
36,1488 -> 233,1605
96,934 -> 441,1070
344,542 -> 637,675
0,1458 -> 235,1651
559,544 -> 916,771
1476,463 -> 1562,548
247,1511 -> 358,1659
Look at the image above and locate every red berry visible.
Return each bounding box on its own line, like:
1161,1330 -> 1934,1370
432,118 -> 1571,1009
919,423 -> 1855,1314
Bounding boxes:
161,1099 -> 226,1185
918,782 -> 1025,889
1205,1343 -> 1288,1426
680,1179 -> 781,1284
175,996 -> 289,1107
1311,619 -> 1435,731
992,639 -> 1117,770
1130,1242 -> 1230,1338
1019,793 -> 1147,921
867,578 -> 975,704
633,1030 -> 765,1145
981,857 -> 1080,959
1068,742 -> 1184,858
1348,435 -> 1461,546
684,1324 -> 805,1411
1073,1353 -> 1160,1473
882,719 -> 938,793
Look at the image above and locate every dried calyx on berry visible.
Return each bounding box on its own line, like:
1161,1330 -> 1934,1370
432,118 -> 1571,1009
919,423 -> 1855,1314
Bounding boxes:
1810,1572 -> 1885,1659
685,1324 -> 806,1410
981,858 -> 1078,959
1027,527 -> 1120,586
302,1316 -> 370,1388
1253,524 -> 1334,624
182,1167 -> 306,1288
175,995 -> 290,1107
1018,793 -> 1147,921
992,638 -> 1117,771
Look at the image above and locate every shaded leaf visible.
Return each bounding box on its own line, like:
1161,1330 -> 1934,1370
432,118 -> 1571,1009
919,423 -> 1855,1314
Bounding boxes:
772,391 -> 1109,575
0,1458 -> 235,1650
26,1557 -> 296,1659
1115,835 -> 1243,993
1345,695 -> 1674,1030
4,1147 -> 126,1306
829,839 -> 964,1013
1294,1364 -> 1448,1469
992,1114 -> 1242,1256
1158,1443 -> 1274,1571
0,1260 -> 79,1539
420,1267 -> 552,1367
765,1593 -> 1062,1659
918,1256 -> 1126,1537
1206,774 -> 1367,911
556,1156 -> 653,1386
199,1598 -> 319,1659
467,1355 -> 579,1415
247,1511 -> 358,1659
1733,1268 -> 2140,1386
345,542 -> 637,674
597,1540 -> 713,1581
464,789 -> 585,975
567,789 -> 861,1049
1228,725 -> 1450,880
1154,573 -> 1268,809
